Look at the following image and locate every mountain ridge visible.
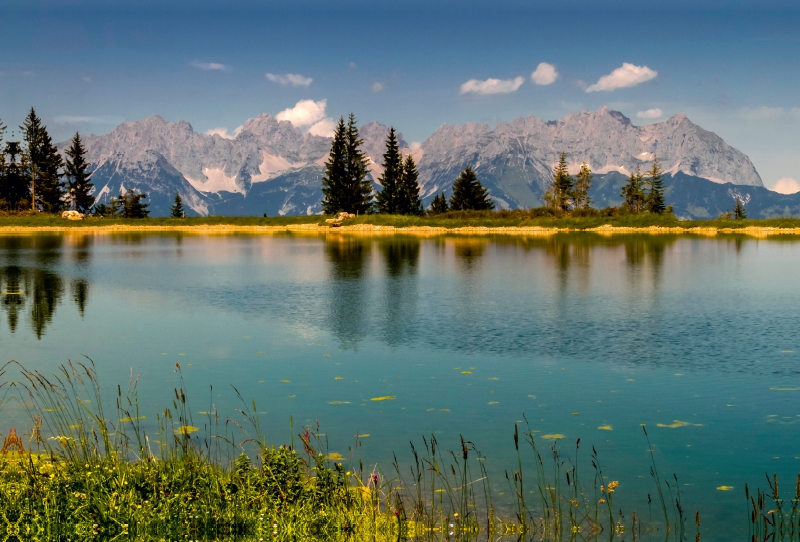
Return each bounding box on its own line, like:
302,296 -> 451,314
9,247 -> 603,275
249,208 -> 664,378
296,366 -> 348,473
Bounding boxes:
59,107 -> 786,219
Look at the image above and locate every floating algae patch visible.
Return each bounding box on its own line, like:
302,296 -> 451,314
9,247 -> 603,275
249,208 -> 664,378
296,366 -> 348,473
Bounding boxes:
326,452 -> 345,460
328,401 -> 351,405
174,425 -> 199,435
370,396 -> 395,401
598,425 -> 613,431
542,434 -> 565,440
717,486 -> 734,491
657,420 -> 703,428
119,416 -> 146,422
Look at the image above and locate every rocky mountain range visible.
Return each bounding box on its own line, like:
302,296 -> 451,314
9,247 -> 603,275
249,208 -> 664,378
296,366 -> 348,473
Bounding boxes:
65,106 -> 799,219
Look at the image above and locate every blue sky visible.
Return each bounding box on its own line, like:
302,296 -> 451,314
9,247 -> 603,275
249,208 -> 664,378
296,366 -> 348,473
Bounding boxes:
2,0 -> 800,191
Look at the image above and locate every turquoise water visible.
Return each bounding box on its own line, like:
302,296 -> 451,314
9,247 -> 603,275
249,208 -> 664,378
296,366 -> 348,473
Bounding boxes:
2,232 -> 800,539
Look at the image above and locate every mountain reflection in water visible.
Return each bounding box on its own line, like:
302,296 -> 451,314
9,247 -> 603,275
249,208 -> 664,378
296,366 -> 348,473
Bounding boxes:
0,232 -> 797,376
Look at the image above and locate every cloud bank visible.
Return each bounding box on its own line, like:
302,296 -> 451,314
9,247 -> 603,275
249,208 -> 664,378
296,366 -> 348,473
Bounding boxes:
205,126 -> 244,140
740,106 -> 800,121
772,177 -> 800,194
636,108 -> 663,119
191,61 -> 230,72
275,99 -> 335,137
54,115 -> 124,125
586,63 -> 657,92
372,81 -> 385,92
266,73 -> 313,87
460,76 -> 524,95
530,63 -> 558,85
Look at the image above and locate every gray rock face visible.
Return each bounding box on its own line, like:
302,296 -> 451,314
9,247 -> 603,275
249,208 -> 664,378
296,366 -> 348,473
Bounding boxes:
66,107 -> 764,217
417,106 -> 763,208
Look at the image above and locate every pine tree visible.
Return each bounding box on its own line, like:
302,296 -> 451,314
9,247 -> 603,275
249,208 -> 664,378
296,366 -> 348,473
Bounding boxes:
120,189 -> 150,218
572,162 -> 592,210
620,164 -> 645,213
321,114 -> 373,214
344,113 -> 374,214
93,202 -> 111,217
1,141 -> 30,209
397,155 -> 423,215
733,196 -> 747,219
644,154 -> 666,214
321,117 -> 348,214
21,108 -> 65,212
375,127 -> 402,214
429,192 -> 449,214
547,152 -> 574,211
64,132 -> 95,213
171,192 -> 185,218
450,167 -> 494,211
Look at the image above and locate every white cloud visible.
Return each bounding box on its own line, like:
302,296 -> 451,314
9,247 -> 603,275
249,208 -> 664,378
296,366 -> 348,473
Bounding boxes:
53,115 -> 124,125
460,76 -> 525,95
586,63 -> 657,92
205,125 -> 244,139
371,81 -> 385,92
530,62 -> 558,85
772,177 -> 800,194
349,62 -> 357,69
191,61 -> 230,72
739,106 -> 800,121
409,141 -> 422,150
308,118 -> 337,137
636,108 -> 663,119
740,106 -> 784,121
276,99 -> 328,127
265,73 -> 313,87
82,76 -> 91,82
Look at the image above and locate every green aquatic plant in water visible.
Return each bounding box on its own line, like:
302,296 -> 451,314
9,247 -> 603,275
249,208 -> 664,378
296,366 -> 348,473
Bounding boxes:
0,359 -> 797,541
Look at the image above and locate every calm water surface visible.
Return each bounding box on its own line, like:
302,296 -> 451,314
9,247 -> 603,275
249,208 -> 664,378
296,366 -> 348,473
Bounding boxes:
1,231 -> 799,539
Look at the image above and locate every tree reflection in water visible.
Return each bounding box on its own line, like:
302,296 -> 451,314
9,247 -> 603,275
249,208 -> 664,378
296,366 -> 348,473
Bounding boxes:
0,235 -> 90,338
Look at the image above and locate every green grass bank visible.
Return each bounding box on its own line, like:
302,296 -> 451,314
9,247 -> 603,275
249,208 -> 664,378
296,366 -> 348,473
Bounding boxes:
2,210 -> 800,232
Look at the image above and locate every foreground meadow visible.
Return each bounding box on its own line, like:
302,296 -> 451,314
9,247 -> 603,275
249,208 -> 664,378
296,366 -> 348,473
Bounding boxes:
0,360 -> 796,541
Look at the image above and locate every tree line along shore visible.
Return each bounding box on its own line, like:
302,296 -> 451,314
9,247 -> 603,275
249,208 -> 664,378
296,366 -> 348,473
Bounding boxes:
0,109 -> 759,222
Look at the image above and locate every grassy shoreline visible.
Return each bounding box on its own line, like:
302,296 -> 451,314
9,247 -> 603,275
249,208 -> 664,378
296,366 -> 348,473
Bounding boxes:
0,361 -> 795,541
1,212 -> 800,236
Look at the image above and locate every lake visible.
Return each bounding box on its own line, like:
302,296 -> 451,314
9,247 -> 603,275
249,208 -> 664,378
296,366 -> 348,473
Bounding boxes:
1,231 -> 799,540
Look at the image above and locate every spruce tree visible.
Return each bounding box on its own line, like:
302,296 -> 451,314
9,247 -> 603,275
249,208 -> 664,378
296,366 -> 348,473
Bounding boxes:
321,114 -> 373,214
733,196 -> 747,219
429,192 -> 449,214
397,155 -> 423,215
375,127 -> 402,214
449,167 -> 494,211
644,155 -> 666,214
0,119 -> 7,208
549,152 -> 574,211
120,190 -> 150,218
1,141 -> 29,209
572,162 -> 592,210
64,132 -> 95,213
621,164 -> 645,213
22,108 -> 65,212
171,192 -> 185,218
321,117 -> 348,214
344,113 -> 374,214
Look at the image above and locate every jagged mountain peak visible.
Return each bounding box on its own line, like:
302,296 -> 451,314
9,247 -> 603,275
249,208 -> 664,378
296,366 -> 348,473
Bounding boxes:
70,106 -> 770,218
